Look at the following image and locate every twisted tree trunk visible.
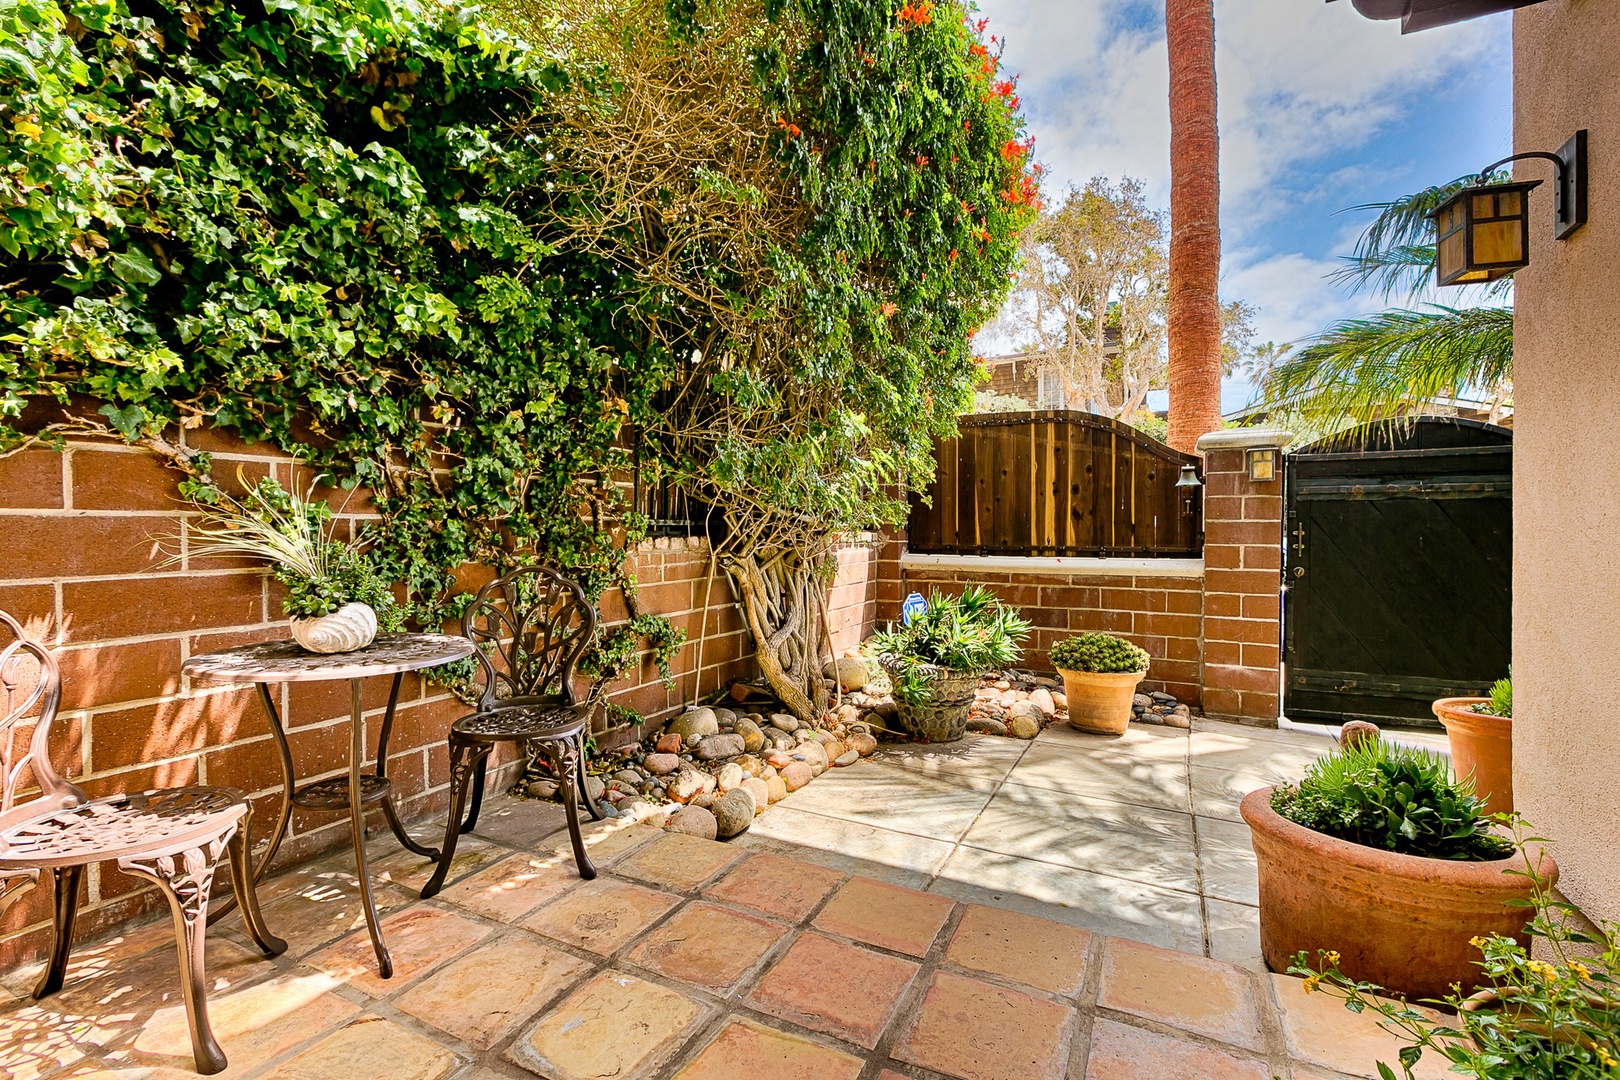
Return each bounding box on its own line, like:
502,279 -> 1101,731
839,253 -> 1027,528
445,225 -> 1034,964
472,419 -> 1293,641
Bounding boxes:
1165,0 -> 1225,453
723,547 -> 830,723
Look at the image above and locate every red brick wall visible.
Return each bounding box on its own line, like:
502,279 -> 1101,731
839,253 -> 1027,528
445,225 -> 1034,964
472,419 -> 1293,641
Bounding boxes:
0,429 -> 868,965
897,562 -> 1205,705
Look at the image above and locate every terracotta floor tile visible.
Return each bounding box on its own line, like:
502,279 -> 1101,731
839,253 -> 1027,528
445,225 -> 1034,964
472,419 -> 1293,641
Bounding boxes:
540,821 -> 665,867
521,878 -> 681,955
812,876 -> 954,957
509,970 -> 712,1080
624,902 -> 784,992
0,1004 -> 89,1080
1084,1019 -> 1273,1080
615,833 -> 744,891
436,853 -> 581,922
304,905 -> 490,997
1098,937 -> 1263,1050
746,932 -> 919,1049
674,1018 -> 865,1080
1270,974 -> 1452,1080
945,903 -> 1092,996
369,836 -> 502,894
259,1016 -> 458,1080
893,970 -> 1072,1080
255,873 -> 418,960
393,933 -> 592,1049
704,853 -> 845,922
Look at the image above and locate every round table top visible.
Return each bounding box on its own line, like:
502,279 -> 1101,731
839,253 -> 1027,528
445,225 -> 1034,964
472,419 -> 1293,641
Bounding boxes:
183,633 -> 475,684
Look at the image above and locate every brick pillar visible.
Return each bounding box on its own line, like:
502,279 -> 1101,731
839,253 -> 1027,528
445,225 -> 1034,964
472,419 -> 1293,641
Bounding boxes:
1195,428 -> 1292,726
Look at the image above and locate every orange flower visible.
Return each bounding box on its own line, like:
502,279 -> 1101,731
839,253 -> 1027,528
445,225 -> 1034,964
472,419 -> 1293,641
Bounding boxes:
948,248 -> 960,261
915,154 -> 929,166
880,302 -> 900,317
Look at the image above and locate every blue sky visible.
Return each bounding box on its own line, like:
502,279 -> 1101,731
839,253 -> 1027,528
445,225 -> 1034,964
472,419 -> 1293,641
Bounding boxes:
972,0 -> 1514,412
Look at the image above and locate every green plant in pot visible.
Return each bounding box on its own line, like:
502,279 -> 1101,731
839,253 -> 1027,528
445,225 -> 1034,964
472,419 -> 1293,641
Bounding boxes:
1433,670 -> 1514,815
1049,633 -> 1150,736
1241,736 -> 1555,1002
865,586 -> 1030,742
1290,820 -> 1617,1080
171,471 -> 402,653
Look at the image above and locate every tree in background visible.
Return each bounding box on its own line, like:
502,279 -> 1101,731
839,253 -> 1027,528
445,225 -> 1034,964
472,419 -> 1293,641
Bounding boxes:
1252,179 -> 1514,428
990,176 -> 1256,434
1165,0 -> 1225,451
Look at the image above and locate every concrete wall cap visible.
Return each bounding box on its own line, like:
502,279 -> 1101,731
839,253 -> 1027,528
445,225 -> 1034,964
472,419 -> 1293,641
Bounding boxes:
1194,428 -> 1295,452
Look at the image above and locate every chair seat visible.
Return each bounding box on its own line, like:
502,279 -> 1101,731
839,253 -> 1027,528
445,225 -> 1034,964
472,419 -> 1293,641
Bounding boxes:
0,787 -> 247,870
451,701 -> 589,743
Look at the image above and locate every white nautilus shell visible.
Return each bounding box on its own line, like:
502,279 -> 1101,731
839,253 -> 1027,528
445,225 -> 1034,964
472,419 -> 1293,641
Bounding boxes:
289,602 -> 379,654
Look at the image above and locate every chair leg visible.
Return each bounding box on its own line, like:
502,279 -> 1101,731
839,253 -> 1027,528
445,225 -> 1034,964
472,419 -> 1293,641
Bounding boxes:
422,741 -> 488,900
553,741 -> 597,881
461,753 -> 489,835
117,838 -> 233,1075
33,864 -> 84,998
225,815 -> 287,958
575,733 -> 603,822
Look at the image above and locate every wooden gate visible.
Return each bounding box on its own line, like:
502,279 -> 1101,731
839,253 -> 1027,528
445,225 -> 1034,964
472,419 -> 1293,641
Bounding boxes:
1283,418 -> 1512,725
908,411 -> 1202,558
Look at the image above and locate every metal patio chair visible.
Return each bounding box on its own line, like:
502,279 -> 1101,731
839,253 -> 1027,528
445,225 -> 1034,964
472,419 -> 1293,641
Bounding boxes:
0,610 -> 285,1075
419,565 -> 601,899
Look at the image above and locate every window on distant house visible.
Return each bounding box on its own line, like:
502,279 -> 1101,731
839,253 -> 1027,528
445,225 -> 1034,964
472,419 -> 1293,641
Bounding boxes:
1037,371 -> 1068,410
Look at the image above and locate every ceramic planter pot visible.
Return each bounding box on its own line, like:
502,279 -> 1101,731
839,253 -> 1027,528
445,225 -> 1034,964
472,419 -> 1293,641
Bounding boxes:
1057,668 -> 1145,735
289,602 -> 378,654
1433,696 -> 1513,815
1241,786 -> 1552,1000
879,658 -> 980,742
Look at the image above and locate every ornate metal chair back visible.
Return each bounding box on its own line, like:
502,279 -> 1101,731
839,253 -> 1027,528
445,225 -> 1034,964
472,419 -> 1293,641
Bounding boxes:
0,611 -> 84,830
461,566 -> 597,712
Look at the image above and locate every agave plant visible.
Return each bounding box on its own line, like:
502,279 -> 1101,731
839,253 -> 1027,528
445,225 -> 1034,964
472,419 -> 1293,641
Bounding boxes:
865,586 -> 1031,704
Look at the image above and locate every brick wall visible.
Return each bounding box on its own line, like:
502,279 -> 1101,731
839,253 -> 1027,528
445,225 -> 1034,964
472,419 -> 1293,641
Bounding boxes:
0,428 -> 877,966
897,561 -> 1205,704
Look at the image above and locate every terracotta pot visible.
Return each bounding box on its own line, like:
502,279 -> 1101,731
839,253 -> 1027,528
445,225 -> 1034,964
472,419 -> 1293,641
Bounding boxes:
1241,786 -> 1553,1001
1057,668 -> 1144,735
1433,696 -> 1513,815
878,658 -> 980,743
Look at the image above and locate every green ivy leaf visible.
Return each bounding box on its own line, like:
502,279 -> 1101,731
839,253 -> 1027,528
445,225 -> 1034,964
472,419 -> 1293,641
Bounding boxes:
109,249 -> 161,286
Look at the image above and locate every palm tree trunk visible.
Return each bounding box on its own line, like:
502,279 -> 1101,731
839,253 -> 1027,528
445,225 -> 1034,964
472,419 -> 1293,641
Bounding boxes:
1165,0 -> 1224,452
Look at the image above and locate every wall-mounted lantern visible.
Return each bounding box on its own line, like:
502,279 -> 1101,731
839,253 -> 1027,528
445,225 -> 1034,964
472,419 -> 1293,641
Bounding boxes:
1246,447 -> 1279,483
1431,130 -> 1588,287
1175,464 -> 1203,488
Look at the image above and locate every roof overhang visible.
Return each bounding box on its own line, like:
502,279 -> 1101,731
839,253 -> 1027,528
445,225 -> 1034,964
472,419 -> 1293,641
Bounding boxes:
1327,0 -> 1548,32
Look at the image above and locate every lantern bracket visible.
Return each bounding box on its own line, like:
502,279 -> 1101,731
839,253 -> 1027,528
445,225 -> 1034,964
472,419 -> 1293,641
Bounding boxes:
1475,129 -> 1587,240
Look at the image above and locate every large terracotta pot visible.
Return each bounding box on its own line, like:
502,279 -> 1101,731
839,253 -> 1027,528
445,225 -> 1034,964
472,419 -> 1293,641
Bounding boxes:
1433,696 -> 1513,815
1057,668 -> 1144,735
1241,787 -> 1552,1001
878,659 -> 980,743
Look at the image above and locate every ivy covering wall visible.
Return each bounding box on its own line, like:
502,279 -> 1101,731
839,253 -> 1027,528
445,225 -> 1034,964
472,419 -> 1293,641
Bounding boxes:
0,0 -> 1036,709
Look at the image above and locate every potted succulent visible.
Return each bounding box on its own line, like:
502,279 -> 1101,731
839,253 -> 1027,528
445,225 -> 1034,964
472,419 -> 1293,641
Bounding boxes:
1433,671 -> 1513,815
1241,736 -> 1555,1001
1290,827 -> 1616,1079
172,470 -> 401,653
1050,633 -> 1150,735
866,586 -> 1031,742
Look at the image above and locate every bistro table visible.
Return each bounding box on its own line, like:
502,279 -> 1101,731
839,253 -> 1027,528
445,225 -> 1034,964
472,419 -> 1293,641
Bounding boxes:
183,633 -> 475,978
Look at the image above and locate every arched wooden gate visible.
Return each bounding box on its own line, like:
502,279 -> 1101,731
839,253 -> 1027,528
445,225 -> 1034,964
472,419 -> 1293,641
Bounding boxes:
1283,418 -> 1512,725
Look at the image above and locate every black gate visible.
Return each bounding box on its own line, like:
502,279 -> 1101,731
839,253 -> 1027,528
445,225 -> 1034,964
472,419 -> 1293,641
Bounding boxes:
1283,418 -> 1511,726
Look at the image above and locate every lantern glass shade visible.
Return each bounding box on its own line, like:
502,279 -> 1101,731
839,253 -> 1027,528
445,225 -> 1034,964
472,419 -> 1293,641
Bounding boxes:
1246,448 -> 1278,483
1431,180 -> 1539,287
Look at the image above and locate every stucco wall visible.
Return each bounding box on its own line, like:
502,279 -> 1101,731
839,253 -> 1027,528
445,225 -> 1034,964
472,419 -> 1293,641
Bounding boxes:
1513,0 -> 1620,924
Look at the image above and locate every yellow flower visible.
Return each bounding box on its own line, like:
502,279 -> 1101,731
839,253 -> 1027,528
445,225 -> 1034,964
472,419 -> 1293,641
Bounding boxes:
1572,961 -> 1592,980
1469,936 -> 1488,950
1525,960 -> 1558,983
1597,1046 -> 1616,1068
1323,951 -> 1341,967
1303,975 -> 1321,994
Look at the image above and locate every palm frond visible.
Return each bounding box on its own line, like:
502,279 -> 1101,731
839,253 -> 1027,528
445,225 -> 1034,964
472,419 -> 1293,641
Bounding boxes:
1255,306 -> 1513,425
1336,174 -> 1514,302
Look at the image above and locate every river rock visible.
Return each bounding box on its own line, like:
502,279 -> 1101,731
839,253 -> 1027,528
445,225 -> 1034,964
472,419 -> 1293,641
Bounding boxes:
847,732 -> 878,756
667,769 -> 707,803
713,707 -> 737,724
781,762 -> 814,791
712,788 -> 756,838
732,754 -> 762,776
655,733 -> 683,753
740,776 -> 770,812
584,776 -> 606,803
1029,688 -> 1057,717
1161,710 -> 1191,729
715,762 -> 746,791
613,769 -> 643,787
526,779 -> 559,800
823,656 -> 870,692
695,733 -> 746,761
967,717 -> 1009,736
765,775 -> 789,803
799,740 -> 830,776
665,805 -> 718,838
667,708 -> 720,740
833,749 -> 859,767
769,713 -> 801,733
644,752 -> 680,776
735,718 -> 766,753
1340,720 -> 1381,751
1052,691 -> 1068,711
1009,715 -> 1042,739
1008,700 -> 1045,724
763,749 -> 796,770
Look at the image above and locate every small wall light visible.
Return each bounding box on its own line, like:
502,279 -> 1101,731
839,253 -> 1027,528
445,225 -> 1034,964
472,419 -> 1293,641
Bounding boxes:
1246,448 -> 1278,483
1175,464 -> 1203,488
1431,130 -> 1588,287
